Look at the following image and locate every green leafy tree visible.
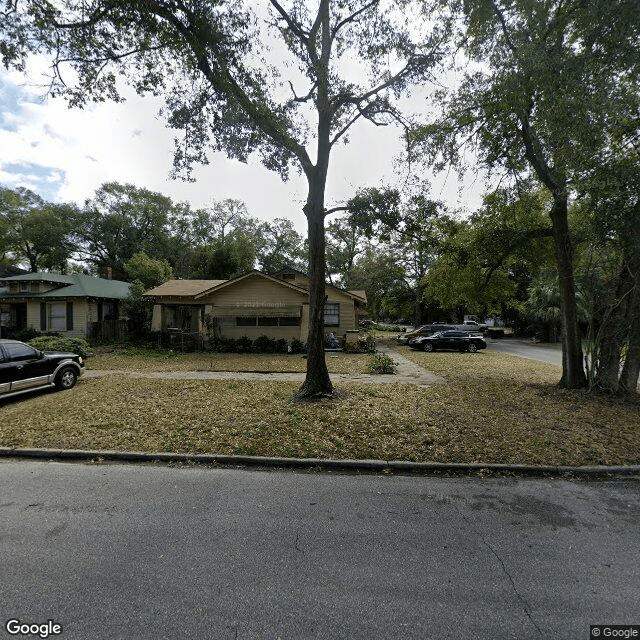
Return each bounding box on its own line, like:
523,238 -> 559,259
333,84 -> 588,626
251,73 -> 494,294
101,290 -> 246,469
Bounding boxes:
580,154 -> 640,394
1,0 -> 450,398
325,216 -> 367,288
190,232 -> 257,280
124,252 -> 173,289
258,218 -> 306,275
349,248 -> 413,321
349,187 -> 449,324
424,186 -> 554,321
77,182 -> 192,278
122,280 -> 154,338
0,186 -> 76,272
414,0 -> 640,388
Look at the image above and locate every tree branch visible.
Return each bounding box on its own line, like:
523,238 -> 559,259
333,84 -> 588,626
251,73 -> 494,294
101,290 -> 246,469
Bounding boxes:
150,1 -> 315,176
331,0 -> 379,41
489,0 -> 518,55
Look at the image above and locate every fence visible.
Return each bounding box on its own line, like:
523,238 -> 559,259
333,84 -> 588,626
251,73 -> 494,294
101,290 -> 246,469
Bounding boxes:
88,319 -> 130,342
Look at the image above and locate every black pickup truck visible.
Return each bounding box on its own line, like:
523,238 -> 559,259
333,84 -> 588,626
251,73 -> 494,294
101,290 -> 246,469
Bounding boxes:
0,339 -> 85,400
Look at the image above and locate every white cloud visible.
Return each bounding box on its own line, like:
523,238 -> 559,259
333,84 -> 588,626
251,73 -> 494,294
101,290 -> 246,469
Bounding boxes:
0,53 -> 483,235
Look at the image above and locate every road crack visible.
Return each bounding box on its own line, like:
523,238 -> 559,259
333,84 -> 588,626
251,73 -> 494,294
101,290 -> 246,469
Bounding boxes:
454,504 -> 543,637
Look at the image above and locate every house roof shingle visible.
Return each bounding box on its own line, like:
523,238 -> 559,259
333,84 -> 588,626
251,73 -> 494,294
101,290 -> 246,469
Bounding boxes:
0,273 -> 131,299
143,279 -> 227,298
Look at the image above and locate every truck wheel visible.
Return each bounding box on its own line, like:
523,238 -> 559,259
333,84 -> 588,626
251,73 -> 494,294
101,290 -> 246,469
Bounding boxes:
55,367 -> 78,390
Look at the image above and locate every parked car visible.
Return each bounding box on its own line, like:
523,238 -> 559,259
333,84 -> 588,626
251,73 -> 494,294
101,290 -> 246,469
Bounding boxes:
409,330 -> 487,353
459,320 -> 488,332
0,339 -> 85,400
397,324 -> 455,344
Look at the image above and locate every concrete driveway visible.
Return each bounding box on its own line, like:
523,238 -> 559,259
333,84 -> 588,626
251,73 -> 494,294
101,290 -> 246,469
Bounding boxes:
1,460 -> 638,639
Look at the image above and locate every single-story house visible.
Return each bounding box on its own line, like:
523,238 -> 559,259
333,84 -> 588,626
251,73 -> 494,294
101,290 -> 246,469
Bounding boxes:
0,273 -> 131,338
143,268 -> 368,342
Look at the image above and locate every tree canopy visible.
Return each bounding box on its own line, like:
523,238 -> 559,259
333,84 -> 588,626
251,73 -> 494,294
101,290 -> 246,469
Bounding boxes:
413,0 -> 640,388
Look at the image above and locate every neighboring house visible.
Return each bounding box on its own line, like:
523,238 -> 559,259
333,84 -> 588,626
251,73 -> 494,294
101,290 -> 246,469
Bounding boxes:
0,273 -> 131,338
143,268 -> 368,342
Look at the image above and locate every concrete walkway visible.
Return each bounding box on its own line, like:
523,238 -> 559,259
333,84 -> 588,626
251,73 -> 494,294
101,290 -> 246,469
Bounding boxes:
83,345 -> 445,387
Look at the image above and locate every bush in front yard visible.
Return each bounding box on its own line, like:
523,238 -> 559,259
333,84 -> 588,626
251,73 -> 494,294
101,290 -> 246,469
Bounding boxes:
253,335 -> 277,353
236,336 -> 254,353
289,339 -> 306,354
28,336 -> 91,358
367,352 -> 397,374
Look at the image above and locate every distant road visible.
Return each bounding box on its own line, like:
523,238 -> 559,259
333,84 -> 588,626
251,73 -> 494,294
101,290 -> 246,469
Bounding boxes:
486,338 -> 563,366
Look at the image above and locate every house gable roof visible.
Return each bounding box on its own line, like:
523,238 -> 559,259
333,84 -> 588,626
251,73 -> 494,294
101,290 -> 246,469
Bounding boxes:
143,279 -> 226,298
0,273 -> 131,299
273,267 -> 367,304
194,270 -> 309,300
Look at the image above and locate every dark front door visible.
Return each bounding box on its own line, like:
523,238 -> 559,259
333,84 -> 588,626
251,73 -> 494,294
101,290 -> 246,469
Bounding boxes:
15,304 -> 27,330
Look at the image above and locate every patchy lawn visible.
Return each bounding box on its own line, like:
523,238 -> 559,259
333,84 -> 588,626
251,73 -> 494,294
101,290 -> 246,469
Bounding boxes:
1,346 -> 639,466
87,348 -> 371,374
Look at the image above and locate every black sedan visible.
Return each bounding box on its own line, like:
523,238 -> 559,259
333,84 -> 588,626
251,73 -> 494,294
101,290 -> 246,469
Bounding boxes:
0,339 -> 85,400
409,330 -> 487,353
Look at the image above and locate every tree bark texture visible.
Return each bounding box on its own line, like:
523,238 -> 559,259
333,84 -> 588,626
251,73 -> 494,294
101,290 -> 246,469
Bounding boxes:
549,197 -> 587,388
619,248 -> 640,395
296,170 -> 333,399
594,264 -> 634,392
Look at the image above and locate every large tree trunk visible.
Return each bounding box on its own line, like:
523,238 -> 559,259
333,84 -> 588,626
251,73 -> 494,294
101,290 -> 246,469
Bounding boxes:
296,170 -> 332,399
619,257 -> 640,395
620,319 -> 640,395
549,196 -> 587,388
594,263 -> 634,392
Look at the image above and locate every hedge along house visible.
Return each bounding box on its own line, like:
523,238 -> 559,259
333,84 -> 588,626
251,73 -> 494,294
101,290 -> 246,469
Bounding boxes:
143,269 -> 368,343
0,273 -> 131,339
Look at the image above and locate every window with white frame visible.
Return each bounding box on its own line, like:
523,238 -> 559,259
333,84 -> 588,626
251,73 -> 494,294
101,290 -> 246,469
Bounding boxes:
324,303 -> 340,326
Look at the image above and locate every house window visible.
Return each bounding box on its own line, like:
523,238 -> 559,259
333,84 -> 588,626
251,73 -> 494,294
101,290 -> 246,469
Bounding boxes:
49,303 -> 67,331
40,302 -> 73,331
236,316 -> 301,327
279,316 -> 301,326
19,282 -> 29,292
324,303 -> 340,326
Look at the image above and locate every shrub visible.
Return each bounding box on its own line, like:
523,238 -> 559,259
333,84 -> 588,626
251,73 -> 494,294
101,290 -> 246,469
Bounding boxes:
208,337 -> 238,353
236,336 -> 253,353
28,336 -> 92,358
289,339 -> 306,354
254,334 -> 277,353
13,328 -> 45,342
367,352 -> 397,374
275,338 -> 288,353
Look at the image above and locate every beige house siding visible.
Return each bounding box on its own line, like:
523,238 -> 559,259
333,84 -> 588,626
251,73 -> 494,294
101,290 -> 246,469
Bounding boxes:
324,290 -> 357,336
146,271 -> 365,344
199,274 -> 306,307
200,274 -> 307,341
24,299 -> 89,337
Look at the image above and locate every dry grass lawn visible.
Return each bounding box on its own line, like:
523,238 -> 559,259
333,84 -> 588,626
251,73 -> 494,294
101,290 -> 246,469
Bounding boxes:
1,346 -> 638,466
88,348 -> 370,374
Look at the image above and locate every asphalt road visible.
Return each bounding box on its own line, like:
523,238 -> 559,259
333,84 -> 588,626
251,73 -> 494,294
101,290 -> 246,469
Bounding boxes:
1,461 -> 638,640
486,338 -> 563,366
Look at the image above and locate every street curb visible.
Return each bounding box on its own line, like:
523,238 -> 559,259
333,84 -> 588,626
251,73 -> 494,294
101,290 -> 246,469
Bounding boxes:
1,447 -> 639,478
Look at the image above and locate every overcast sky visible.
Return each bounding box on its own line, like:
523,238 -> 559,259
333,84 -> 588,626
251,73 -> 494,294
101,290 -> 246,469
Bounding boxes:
0,49 -> 485,235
